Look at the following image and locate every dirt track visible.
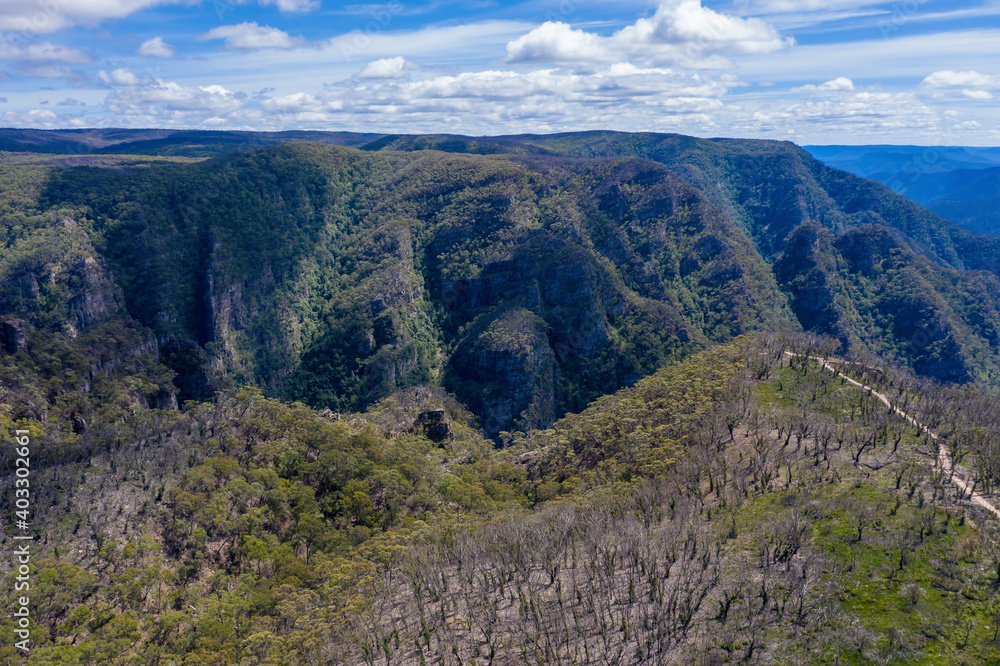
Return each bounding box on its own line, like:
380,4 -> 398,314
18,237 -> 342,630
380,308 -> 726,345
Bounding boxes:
788,352 -> 1000,520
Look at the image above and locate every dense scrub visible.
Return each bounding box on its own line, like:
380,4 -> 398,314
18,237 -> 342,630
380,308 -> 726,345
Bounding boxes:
3,334 -> 1000,663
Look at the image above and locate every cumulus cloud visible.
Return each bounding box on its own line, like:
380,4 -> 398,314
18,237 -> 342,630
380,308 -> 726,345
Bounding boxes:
505,0 -> 792,68
25,109 -> 58,122
250,64 -> 733,134
261,92 -> 340,113
58,98 -> 86,106
98,68 -> 142,85
199,22 -> 304,50
920,70 -> 1000,102
920,70 -> 1000,89
105,78 -> 246,118
357,56 -> 411,79
138,37 -> 176,58
505,23 -> 611,65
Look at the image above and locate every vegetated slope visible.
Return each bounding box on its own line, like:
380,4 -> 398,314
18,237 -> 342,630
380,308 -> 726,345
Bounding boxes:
5,132 -> 1000,437
9,143 -> 796,439
3,333 -> 1000,664
3,130 -> 1000,663
364,131 -> 1000,388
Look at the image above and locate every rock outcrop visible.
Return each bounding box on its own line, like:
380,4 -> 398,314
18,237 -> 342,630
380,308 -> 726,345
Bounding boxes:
0,317 -> 29,354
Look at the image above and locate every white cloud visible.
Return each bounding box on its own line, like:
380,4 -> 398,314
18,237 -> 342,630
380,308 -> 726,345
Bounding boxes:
506,0 -> 793,68
18,65 -> 73,78
260,91 -> 340,112
740,89 -> 943,143
138,37 -> 176,58
791,77 -> 854,92
58,98 -> 86,106
0,109 -> 61,127
733,30 -> 1000,84
0,0 -> 172,33
328,19 -> 530,64
25,109 -> 57,122
920,70 -> 1000,89
622,0 -> 792,54
0,0 -> 317,33
257,0 -> 318,13
920,70 -> 1000,102
104,78 -> 246,119
748,8 -> 888,31
504,23 -> 611,66
99,68 -> 142,86
199,22 -> 304,50
357,56 -> 411,79
890,3 -> 1000,26
248,64 -> 733,135
0,41 -> 91,63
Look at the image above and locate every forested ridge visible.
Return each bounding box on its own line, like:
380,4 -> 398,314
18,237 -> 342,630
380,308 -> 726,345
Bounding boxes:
2,130 -> 1000,664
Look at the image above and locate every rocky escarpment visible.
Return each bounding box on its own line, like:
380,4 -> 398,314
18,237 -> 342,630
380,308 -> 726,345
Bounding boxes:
449,308 -> 557,437
0,218 -> 121,335
0,317 -> 28,353
0,213 -> 176,433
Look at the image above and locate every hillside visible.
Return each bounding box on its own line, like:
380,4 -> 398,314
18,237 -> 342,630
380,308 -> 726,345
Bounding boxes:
897,167 -> 1000,237
4,142 -> 798,439
4,131 -> 1000,425
3,130 -> 1000,663
3,333 -> 1000,663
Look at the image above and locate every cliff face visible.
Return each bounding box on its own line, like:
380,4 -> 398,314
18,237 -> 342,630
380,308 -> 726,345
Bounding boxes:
450,308 -> 557,436
0,208 -> 176,448
0,219 -> 120,334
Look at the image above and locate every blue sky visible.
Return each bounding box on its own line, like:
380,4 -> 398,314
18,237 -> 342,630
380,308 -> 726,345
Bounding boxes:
0,0 -> 998,144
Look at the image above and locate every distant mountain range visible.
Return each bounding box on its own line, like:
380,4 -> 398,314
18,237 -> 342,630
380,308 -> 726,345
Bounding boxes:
806,144 -> 1000,235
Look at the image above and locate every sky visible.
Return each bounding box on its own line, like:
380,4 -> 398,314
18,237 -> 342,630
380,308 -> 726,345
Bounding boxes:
0,0 -> 998,144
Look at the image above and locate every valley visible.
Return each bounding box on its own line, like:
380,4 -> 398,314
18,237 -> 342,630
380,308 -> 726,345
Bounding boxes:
1,130 -> 1000,664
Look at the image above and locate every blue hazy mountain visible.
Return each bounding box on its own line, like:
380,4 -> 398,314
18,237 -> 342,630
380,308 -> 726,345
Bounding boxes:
806,145 -> 1000,235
